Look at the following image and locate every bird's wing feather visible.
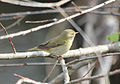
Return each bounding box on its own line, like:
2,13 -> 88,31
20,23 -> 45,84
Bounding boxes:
38,39 -> 64,49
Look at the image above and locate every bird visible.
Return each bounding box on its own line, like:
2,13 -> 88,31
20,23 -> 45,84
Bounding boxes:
28,29 -> 77,56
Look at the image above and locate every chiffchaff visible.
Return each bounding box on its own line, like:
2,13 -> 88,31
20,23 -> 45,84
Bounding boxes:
28,29 -> 77,55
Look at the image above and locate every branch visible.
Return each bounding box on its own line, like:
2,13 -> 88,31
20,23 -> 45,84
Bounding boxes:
59,57 -> 70,83
14,74 -> 48,84
0,51 -> 50,60
0,0 -> 115,40
67,68 -> 120,84
0,52 -> 120,67
0,62 -> 61,67
0,0 -> 70,8
63,42 -> 120,58
66,52 -> 120,66
0,42 -> 119,60
0,16 -> 25,31
0,23 -> 16,53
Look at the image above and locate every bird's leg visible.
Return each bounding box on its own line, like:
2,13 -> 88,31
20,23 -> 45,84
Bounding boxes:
50,54 -> 60,58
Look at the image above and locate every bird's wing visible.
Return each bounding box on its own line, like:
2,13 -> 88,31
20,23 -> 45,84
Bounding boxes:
38,40 -> 64,49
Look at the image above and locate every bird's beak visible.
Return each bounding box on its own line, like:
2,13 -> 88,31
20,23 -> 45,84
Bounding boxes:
75,32 -> 79,34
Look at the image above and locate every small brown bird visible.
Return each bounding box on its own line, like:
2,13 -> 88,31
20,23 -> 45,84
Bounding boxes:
28,29 -> 77,55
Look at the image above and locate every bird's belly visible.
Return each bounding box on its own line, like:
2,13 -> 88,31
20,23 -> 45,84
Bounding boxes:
48,42 -> 72,55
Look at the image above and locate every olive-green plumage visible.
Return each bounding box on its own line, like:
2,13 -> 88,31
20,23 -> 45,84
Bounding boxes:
28,29 -> 77,55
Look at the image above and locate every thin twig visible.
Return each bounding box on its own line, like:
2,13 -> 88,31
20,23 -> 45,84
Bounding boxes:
0,62 -> 61,67
43,60 -> 59,82
71,1 -> 82,13
82,61 -> 98,78
0,23 -> 16,53
0,15 -> 23,21
67,68 -> 120,84
0,16 -> 25,32
14,73 -> 48,84
25,18 -> 57,24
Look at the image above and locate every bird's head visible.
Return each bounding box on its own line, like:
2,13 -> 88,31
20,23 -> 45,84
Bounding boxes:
60,29 -> 78,40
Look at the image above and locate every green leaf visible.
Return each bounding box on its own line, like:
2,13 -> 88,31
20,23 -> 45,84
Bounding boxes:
106,32 -> 119,42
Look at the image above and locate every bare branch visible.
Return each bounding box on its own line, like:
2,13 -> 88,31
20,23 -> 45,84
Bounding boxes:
59,57 -> 70,83
43,60 -> 59,82
14,74 -> 48,84
0,0 -> 70,8
0,23 -> 16,53
0,62 -> 61,67
67,68 -> 120,84
63,42 -> 120,58
0,16 -> 25,32
0,52 -> 120,67
66,52 -> 120,66
0,51 -> 50,60
25,18 -> 57,24
0,15 -> 23,21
